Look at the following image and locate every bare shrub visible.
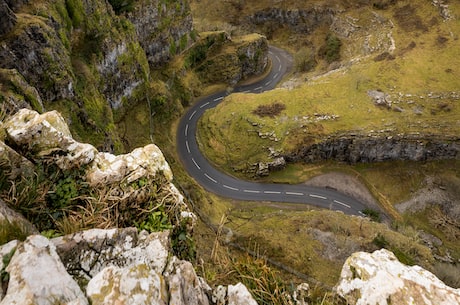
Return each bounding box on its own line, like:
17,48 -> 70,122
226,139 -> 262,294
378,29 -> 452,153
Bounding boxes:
252,102 -> 286,118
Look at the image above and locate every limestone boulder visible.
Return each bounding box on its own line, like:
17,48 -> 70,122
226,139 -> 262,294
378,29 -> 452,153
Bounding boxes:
164,257 -> 211,305
86,144 -> 173,186
86,264 -> 167,305
336,248 -> 460,305
52,228 -> 170,287
3,109 -> 97,170
0,235 -> 88,305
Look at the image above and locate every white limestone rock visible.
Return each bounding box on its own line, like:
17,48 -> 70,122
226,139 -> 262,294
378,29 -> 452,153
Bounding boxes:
52,228 -> 170,286
228,283 -> 258,305
86,264 -> 167,305
0,235 -> 88,305
3,109 -> 97,170
86,144 -> 173,186
164,257 -> 210,305
212,282 -> 258,305
336,248 -> 460,305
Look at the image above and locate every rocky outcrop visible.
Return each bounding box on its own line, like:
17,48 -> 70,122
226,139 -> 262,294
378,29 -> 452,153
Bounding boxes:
0,229 -> 258,305
127,0 -> 194,67
1,236 -> 89,305
0,108 -> 258,304
336,249 -> 460,305
0,0 -> 16,36
285,134 -> 459,164
0,12 -> 75,103
1,109 -> 189,231
0,0 -> 193,149
248,7 -> 337,34
195,33 -> 268,85
3,109 -> 97,170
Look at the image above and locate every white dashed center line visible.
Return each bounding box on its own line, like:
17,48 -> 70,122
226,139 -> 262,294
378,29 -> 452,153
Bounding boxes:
334,200 -> 351,209
186,141 -> 190,153
264,191 -> 281,194
184,124 -> 188,136
244,189 -> 260,194
223,185 -> 239,191
213,97 -> 224,102
191,158 -> 200,170
200,101 -> 210,108
189,110 -> 197,120
286,191 -> 304,196
309,194 -> 327,200
204,173 -> 217,183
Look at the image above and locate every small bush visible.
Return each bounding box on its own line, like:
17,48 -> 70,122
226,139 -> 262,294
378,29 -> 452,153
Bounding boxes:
319,34 -> 342,63
107,0 -> 135,14
362,208 -> 381,222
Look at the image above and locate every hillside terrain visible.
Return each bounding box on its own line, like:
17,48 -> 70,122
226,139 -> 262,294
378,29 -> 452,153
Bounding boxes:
0,0 -> 459,304
193,0 -> 460,291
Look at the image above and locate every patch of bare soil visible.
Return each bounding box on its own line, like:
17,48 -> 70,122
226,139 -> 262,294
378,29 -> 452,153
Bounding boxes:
304,172 -> 385,215
395,176 -> 460,217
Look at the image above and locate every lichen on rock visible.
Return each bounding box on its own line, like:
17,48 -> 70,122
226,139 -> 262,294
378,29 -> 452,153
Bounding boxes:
336,248 -> 460,305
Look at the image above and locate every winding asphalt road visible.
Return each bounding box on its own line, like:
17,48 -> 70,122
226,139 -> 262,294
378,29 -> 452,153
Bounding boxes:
177,46 -> 367,215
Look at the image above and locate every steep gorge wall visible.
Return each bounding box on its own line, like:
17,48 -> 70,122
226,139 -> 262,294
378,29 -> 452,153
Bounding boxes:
0,0 -> 194,152
284,134 -> 459,164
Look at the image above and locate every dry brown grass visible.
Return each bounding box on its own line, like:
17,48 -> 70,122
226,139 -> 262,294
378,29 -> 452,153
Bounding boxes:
252,102 -> 286,118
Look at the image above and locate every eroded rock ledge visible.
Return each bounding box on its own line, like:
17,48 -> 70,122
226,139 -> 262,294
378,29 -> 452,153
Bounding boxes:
0,229 -> 257,305
284,133 -> 459,164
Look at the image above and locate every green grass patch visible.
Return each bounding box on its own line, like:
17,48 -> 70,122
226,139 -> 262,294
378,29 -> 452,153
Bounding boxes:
198,1 -> 460,179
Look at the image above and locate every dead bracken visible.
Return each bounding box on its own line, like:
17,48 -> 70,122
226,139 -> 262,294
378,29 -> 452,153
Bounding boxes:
252,102 -> 286,118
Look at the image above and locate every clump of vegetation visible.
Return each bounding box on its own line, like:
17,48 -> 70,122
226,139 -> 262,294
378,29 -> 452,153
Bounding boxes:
372,233 -> 415,265
252,102 -> 286,117
185,32 -> 227,69
0,161 -> 180,235
362,208 -> 381,222
318,33 -> 341,63
1,248 -> 15,293
0,220 -> 30,246
107,0 -> 135,14
294,47 -> 317,72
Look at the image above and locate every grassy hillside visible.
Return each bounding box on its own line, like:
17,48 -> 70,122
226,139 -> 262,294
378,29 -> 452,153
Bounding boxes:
199,1 -> 459,176
188,0 -> 460,295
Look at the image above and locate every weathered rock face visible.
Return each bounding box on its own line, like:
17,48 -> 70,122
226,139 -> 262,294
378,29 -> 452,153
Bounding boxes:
0,229 -> 259,305
0,13 -> 75,103
336,249 -> 460,305
127,0 -> 194,67
3,109 -> 98,170
0,0 -> 194,150
0,68 -> 45,114
0,0 -> 16,36
195,33 -> 269,85
1,235 -> 89,305
1,109 -> 190,231
247,7 -> 337,34
285,134 -> 459,164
